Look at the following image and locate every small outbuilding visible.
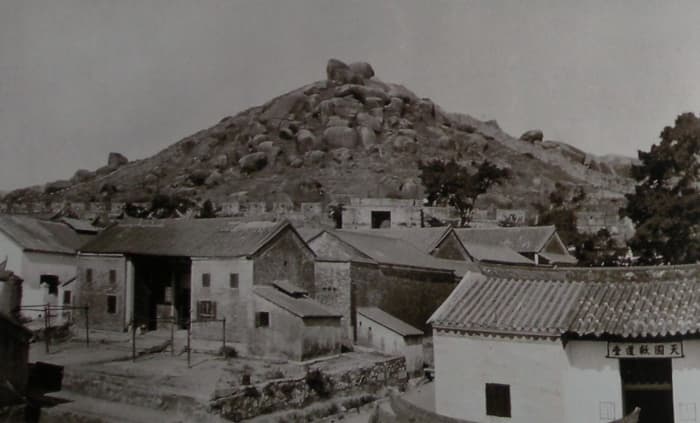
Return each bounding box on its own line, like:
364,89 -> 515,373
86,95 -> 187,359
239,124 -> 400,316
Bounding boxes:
357,307 -> 424,376
252,281 -> 343,361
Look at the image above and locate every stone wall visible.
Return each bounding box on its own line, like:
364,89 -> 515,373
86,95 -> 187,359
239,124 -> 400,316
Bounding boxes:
351,263 -> 455,333
314,261 -> 353,340
209,356 -> 407,421
253,227 -> 316,294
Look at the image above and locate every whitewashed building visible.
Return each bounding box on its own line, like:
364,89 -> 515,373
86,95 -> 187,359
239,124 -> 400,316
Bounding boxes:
356,307 -> 424,376
0,215 -> 97,318
429,264 -> 700,423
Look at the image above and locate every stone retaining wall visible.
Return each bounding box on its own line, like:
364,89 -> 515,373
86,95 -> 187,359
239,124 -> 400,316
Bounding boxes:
209,356 -> 406,421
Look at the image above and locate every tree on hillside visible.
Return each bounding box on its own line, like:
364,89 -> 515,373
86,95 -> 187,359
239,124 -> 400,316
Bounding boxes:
534,183 -> 627,266
622,112 -> 700,264
418,159 -> 509,226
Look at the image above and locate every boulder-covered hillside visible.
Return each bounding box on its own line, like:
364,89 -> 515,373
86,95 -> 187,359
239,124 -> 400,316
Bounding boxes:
2,59 -> 636,210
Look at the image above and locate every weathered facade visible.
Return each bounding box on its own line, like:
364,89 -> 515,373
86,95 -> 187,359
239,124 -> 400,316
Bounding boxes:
430,264 -> 700,423
341,198 -> 423,229
357,307 -> 424,376
250,283 -> 342,361
309,230 -> 459,339
0,270 -> 31,407
0,215 -> 97,318
76,219 -> 319,358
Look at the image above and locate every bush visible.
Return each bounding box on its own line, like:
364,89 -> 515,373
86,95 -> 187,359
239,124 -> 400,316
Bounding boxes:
305,369 -> 333,398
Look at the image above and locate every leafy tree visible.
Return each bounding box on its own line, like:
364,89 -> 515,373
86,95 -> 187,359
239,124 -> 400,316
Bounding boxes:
622,113 -> 700,264
534,184 -> 626,266
418,159 -> 509,226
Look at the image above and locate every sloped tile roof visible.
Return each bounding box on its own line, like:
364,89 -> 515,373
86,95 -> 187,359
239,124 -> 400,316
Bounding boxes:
539,251 -> 578,265
345,227 -> 452,254
331,230 -> 455,273
81,219 -> 294,258
254,285 -> 341,318
461,241 -> 534,265
430,265 -> 700,338
272,280 -> 308,296
454,226 -> 557,253
0,215 -> 95,254
358,307 -> 424,337
60,218 -> 100,233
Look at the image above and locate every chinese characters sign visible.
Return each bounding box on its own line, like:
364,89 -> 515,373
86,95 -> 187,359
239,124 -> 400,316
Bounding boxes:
607,342 -> 683,359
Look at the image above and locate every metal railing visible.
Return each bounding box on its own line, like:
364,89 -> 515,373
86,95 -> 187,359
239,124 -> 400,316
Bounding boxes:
19,304 -> 90,354
128,317 -> 227,367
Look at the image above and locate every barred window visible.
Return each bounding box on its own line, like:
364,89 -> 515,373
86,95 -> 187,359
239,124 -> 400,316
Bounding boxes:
86,268 -> 93,283
197,300 -> 217,320
109,269 -> 117,283
202,273 -> 211,288
107,295 -> 117,314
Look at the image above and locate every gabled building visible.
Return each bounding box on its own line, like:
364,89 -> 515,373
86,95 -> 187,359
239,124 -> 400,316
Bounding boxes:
453,225 -> 577,265
0,215 -> 98,316
357,307 -> 424,376
252,281 -> 342,361
308,229 -> 471,340
429,264 -> 700,423
76,219 -> 324,359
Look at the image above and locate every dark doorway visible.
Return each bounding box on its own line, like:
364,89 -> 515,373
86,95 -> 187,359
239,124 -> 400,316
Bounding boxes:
40,275 -> 59,296
132,256 -> 191,330
620,358 -> 674,423
371,211 -> 391,229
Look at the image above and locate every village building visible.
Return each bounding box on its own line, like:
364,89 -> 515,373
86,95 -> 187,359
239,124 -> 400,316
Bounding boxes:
429,263 -> 700,423
453,225 -> 578,265
340,198 -> 424,229
0,215 -> 98,317
308,229 -> 473,341
75,219 -> 340,360
252,281 -> 342,361
356,307 -> 424,377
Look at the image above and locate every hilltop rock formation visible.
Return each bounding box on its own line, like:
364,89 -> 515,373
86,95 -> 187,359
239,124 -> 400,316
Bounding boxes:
2,58 -> 635,214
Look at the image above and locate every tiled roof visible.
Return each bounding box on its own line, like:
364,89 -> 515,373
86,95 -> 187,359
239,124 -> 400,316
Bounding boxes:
254,285 -> 341,318
60,218 -> 101,233
430,265 -> 700,338
81,219 -> 296,258
539,251 -> 578,265
331,230 -> 455,273
461,241 -> 534,265
358,307 -> 424,337
345,227 -> 452,254
0,215 -> 95,254
272,280 -> 308,296
454,226 -> 557,253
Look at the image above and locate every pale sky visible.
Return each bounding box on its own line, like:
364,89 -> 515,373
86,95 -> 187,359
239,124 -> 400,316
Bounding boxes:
1,0 -> 699,191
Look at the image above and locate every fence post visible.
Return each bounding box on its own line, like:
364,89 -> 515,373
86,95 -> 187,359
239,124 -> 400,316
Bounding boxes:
44,304 -> 50,354
187,320 -> 191,368
170,317 -> 175,357
222,318 -> 226,352
85,306 -> 90,347
132,320 -> 136,361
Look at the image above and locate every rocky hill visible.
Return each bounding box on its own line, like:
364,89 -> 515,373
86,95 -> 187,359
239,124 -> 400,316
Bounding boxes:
2,59 -> 636,212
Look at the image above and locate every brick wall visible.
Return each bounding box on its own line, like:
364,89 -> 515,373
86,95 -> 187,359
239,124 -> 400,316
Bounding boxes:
351,263 -> 455,332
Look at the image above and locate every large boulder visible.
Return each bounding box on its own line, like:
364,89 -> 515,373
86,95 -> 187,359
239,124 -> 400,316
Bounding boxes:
319,97 -> 363,122
296,129 -> 318,153
323,126 -> 358,149
391,135 -> 417,154
108,152 -> 128,168
330,147 -> 353,164
326,116 -> 350,128
44,180 -> 72,194
335,84 -> 389,105
305,150 -> 326,165
358,126 -> 378,149
326,58 -> 362,84
384,97 -> 404,117
348,62 -> 375,79
71,169 -> 92,184
238,152 -> 268,173
520,129 -> 544,143
205,170 -> 223,187
356,112 -> 383,133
